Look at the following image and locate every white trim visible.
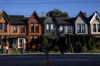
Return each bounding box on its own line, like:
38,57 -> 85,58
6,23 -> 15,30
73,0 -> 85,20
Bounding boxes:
90,13 -> 100,24
18,38 -> 26,48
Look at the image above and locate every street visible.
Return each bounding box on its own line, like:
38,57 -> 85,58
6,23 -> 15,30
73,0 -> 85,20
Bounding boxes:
0,54 -> 100,66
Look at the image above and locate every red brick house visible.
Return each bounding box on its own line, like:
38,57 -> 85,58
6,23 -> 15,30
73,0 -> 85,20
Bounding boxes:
0,11 -> 27,52
28,11 -> 43,50
0,11 -> 9,50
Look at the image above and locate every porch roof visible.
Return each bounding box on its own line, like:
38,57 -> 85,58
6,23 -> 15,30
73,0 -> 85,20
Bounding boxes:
7,35 -> 27,38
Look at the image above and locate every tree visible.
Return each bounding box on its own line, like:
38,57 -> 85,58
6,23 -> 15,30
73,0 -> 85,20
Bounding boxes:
47,9 -> 69,17
42,35 -> 48,52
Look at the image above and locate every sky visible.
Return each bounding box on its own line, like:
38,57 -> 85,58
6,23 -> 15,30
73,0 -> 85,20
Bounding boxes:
0,0 -> 100,17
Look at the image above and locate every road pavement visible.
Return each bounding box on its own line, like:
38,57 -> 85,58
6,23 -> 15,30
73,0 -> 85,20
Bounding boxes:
0,54 -> 100,66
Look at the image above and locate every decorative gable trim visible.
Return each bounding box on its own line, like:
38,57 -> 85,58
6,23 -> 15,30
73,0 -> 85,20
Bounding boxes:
90,13 -> 100,24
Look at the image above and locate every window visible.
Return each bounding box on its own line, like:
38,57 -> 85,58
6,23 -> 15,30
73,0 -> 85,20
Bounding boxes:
82,24 -> 86,33
30,36 -> 34,43
93,24 -> 96,32
31,24 -> 34,32
35,24 -> 39,32
46,24 -> 49,32
50,24 -> 54,31
4,24 -> 7,32
67,26 -> 72,33
21,25 -> 25,33
77,24 -> 81,33
0,24 -> 2,31
13,25 -> 17,33
13,39 -> 17,48
98,24 -> 100,32
59,26 -> 64,32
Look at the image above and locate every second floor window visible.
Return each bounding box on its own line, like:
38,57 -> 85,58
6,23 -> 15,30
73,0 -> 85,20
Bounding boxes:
59,26 -> 64,32
21,25 -> 25,33
31,24 -> 34,32
50,24 -> 54,31
46,24 -> 49,32
13,25 -> 17,33
98,24 -> 100,32
4,24 -> 7,32
35,24 -> 39,32
0,24 -> 2,31
82,24 -> 86,33
67,26 -> 72,33
77,24 -> 81,33
93,24 -> 96,32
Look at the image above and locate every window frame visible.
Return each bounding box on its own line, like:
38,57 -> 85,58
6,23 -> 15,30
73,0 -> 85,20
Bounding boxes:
31,24 -> 34,32
98,24 -> 100,32
46,23 -> 50,32
35,23 -> 39,32
4,23 -> 7,32
67,26 -> 72,33
21,25 -> 25,33
93,24 -> 96,32
0,23 -> 2,32
82,24 -> 86,33
77,24 -> 81,33
13,25 -> 17,33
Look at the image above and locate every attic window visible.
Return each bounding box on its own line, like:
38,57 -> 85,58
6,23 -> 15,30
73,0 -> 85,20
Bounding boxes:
34,19 -> 37,23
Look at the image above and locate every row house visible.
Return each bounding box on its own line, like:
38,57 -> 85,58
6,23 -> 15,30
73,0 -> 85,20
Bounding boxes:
43,11 -> 100,50
0,11 -> 43,51
0,11 -> 27,51
28,11 -> 43,50
1,10 -> 100,51
64,11 -> 100,37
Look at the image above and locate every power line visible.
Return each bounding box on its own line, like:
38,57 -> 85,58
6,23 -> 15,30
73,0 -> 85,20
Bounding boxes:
0,2 -> 100,4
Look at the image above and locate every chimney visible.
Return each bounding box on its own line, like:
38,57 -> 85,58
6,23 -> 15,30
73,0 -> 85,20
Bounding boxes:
41,12 -> 44,17
83,12 -> 87,17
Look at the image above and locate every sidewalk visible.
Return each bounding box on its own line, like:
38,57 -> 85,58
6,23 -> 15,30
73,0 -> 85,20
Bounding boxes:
0,52 -> 100,55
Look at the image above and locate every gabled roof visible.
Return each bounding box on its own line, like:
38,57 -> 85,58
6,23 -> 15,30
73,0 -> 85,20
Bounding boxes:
8,15 -> 26,24
44,11 -> 56,23
88,11 -> 100,24
28,11 -> 43,25
75,11 -> 88,23
0,11 -> 10,23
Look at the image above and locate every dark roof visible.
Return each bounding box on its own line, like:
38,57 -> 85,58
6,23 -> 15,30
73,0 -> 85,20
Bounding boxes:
40,17 -> 45,22
55,17 -> 68,25
8,15 -> 26,24
66,17 -> 76,24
